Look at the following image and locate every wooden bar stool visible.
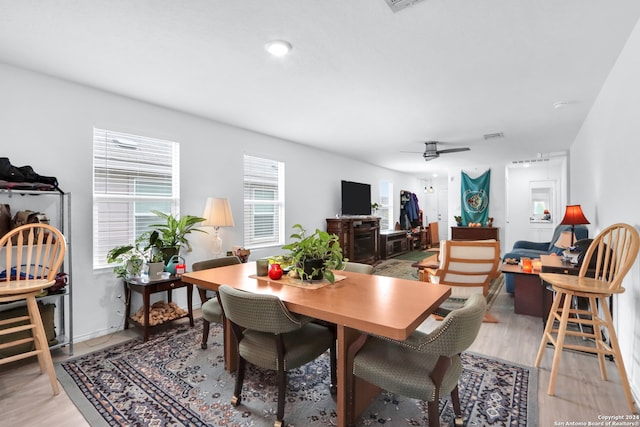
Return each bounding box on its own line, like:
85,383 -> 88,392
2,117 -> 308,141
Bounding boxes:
535,223 -> 639,412
0,223 -> 66,395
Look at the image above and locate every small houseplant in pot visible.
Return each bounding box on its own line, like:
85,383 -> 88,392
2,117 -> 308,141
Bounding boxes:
282,224 -> 345,283
148,210 -> 207,263
106,242 -> 147,279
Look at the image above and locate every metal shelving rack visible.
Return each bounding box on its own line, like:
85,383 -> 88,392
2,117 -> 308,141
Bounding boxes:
0,184 -> 73,354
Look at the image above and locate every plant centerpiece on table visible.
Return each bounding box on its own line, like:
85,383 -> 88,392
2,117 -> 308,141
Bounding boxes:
148,210 -> 207,264
454,215 -> 463,226
282,224 -> 345,283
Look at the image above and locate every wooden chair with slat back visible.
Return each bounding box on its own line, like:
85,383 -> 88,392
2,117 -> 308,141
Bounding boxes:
535,223 -> 640,413
422,239 -> 501,298
0,223 -> 66,395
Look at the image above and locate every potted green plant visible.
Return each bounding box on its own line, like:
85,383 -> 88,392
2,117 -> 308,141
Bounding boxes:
454,215 -> 463,226
282,224 -> 345,283
106,242 -> 146,279
148,210 -> 207,263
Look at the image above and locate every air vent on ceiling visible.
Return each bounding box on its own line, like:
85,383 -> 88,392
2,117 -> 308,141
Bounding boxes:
511,158 -> 550,165
385,0 -> 428,13
483,132 -> 504,140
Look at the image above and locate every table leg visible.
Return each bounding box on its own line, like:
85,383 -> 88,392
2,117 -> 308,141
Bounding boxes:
223,316 -> 238,373
186,283 -> 194,327
123,281 -> 131,330
143,288 -> 151,342
337,325 -> 381,427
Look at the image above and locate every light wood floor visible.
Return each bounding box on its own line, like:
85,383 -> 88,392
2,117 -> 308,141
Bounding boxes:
0,289 -> 636,426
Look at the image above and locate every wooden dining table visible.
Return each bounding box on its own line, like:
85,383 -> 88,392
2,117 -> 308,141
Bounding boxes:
181,261 -> 451,427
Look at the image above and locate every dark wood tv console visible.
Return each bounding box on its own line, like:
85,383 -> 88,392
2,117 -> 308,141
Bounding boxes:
380,230 -> 410,259
326,217 -> 380,265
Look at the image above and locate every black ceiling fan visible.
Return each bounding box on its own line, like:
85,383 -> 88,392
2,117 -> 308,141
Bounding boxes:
403,141 -> 471,162
403,141 -> 471,161
422,141 -> 470,161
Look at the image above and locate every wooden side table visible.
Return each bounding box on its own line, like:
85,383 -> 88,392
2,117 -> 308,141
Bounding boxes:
500,261 -> 552,318
123,276 -> 194,341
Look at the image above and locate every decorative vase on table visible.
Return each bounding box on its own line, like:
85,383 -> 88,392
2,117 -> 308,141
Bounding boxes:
268,263 -> 283,280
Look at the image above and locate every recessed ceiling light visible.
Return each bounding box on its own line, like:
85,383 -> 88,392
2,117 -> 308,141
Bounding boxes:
265,40 -> 292,57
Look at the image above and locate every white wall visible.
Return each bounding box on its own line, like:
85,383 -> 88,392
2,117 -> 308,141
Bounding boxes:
0,63 -> 417,341
570,18 -> 640,400
504,158 -> 568,251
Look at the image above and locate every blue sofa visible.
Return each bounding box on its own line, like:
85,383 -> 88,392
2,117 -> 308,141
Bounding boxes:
503,224 -> 589,293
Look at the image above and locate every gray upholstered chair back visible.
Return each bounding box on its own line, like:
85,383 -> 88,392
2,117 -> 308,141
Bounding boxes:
192,255 -> 241,271
343,262 -> 374,274
218,285 -> 311,334
391,293 -> 486,357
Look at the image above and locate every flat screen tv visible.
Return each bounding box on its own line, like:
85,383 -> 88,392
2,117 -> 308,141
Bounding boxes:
341,180 -> 371,215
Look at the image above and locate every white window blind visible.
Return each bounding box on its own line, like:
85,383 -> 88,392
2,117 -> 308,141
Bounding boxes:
243,154 -> 284,248
93,128 -> 179,269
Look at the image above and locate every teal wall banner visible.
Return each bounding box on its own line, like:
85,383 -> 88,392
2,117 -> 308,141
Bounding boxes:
461,169 -> 490,225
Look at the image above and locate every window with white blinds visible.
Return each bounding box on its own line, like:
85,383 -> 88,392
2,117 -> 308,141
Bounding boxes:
243,154 -> 284,248
379,180 -> 393,230
93,128 -> 179,269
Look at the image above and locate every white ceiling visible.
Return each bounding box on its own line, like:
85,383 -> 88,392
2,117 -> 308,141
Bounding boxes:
1,0 -> 639,177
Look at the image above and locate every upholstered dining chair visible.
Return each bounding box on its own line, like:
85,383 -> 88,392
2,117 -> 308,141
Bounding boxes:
218,284 -> 336,427
0,223 -> 66,395
343,261 -> 374,274
535,223 -> 640,413
192,255 -> 241,350
351,293 -> 486,427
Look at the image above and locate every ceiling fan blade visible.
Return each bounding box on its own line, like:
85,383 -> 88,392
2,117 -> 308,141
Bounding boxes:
437,147 -> 470,154
400,150 -> 424,154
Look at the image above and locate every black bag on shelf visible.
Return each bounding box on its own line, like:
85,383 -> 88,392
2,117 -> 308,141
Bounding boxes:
0,157 -> 58,186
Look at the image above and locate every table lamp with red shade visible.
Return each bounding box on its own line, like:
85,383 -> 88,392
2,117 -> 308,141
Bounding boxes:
559,205 -> 590,247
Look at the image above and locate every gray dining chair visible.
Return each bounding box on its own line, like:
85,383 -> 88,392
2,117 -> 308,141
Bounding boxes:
351,293 -> 486,427
343,261 -> 374,274
192,256 -> 241,349
218,284 -> 336,427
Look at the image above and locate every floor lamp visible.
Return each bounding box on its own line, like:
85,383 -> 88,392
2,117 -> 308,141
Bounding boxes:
559,204 -> 590,247
202,197 -> 235,256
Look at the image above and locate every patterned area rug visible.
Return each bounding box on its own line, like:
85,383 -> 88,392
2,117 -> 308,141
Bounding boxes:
56,324 -> 536,426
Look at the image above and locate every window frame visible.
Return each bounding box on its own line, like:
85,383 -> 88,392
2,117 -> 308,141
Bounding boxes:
93,128 -> 180,270
243,154 -> 285,249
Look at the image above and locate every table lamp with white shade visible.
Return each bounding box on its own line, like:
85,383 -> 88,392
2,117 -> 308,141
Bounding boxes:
202,197 -> 235,256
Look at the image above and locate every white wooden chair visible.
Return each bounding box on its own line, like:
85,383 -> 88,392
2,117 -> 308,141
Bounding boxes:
535,223 -> 640,412
0,223 -> 66,395
422,239 -> 501,298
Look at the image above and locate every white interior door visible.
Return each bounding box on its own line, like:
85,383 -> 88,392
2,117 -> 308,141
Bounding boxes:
437,189 -> 448,241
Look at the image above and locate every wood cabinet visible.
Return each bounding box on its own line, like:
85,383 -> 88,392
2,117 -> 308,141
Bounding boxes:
380,230 -> 410,259
326,217 -> 380,265
451,226 -> 499,241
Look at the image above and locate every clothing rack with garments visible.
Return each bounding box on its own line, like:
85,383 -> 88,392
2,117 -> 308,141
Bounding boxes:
399,190 -> 421,230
